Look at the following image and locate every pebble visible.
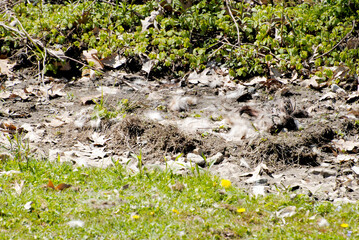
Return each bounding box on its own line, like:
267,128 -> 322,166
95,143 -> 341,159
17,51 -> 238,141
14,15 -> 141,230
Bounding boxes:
308,167 -> 337,178
207,152 -> 224,165
186,153 -> 206,167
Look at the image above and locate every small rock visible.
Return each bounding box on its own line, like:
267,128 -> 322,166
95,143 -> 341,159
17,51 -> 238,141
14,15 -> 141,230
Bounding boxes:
150,160 -> 194,175
319,92 -> 337,101
331,84 -> 345,94
253,178 -> 268,185
67,220 -> 85,228
252,185 -> 266,196
308,168 -> 323,175
24,201 -> 33,211
192,148 -> 204,156
321,169 -> 337,178
209,163 -> 242,181
187,153 -> 206,167
320,162 -> 331,167
317,218 -> 329,227
300,77 -> 319,89
237,91 -> 252,102
352,166 -> 359,175
207,152 -> 224,165
240,158 -> 250,168
308,167 -> 336,178
226,86 -> 246,99
333,197 -> 356,205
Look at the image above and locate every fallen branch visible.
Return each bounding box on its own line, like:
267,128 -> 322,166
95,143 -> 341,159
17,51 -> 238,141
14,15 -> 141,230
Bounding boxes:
220,38 -> 286,62
225,0 -> 241,46
0,19 -> 104,74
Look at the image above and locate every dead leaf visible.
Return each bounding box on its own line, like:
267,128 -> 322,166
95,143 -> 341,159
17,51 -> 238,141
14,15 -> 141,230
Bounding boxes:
90,132 -> 110,146
46,179 -> 55,189
80,94 -> 101,105
14,180 -> 24,195
0,91 -> 11,99
48,118 -> 66,128
244,163 -> 271,183
276,206 -> 296,218
243,76 -> 267,86
24,201 -> 33,211
101,54 -> 126,68
82,49 -> 103,70
0,59 -> 16,77
239,106 -> 259,117
141,59 -> 155,74
332,139 -> 359,153
55,183 -> 72,191
171,181 -> 185,191
44,179 -> 72,191
48,83 -> 66,98
0,89 -> 29,100
0,121 -> 17,131
141,10 -> 162,32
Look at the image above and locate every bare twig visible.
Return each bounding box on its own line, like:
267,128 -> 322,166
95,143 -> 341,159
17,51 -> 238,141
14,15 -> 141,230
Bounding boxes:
123,80 -> 139,91
208,43 -> 225,59
12,16 -> 44,56
220,38 -> 286,62
0,19 -> 104,74
225,0 -> 241,45
61,55 -> 105,74
312,20 -> 355,61
42,47 -> 47,86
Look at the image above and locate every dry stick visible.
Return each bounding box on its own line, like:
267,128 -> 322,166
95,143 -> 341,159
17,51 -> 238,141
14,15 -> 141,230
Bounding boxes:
13,16 -> 45,57
60,56 -> 105,74
220,38 -> 286,62
42,48 -> 47,86
313,20 -> 355,61
0,20 -> 104,74
208,43 -> 225,59
123,80 -> 139,91
225,0 -> 241,45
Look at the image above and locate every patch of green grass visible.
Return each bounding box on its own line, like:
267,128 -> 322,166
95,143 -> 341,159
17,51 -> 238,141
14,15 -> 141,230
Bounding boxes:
92,94 -> 137,120
0,154 -> 358,239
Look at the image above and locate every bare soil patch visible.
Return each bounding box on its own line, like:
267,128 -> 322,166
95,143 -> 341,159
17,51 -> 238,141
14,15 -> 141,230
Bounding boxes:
1,65 -> 359,202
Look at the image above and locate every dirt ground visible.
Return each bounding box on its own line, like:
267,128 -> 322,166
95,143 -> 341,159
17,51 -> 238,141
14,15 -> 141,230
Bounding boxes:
1,64 -> 359,202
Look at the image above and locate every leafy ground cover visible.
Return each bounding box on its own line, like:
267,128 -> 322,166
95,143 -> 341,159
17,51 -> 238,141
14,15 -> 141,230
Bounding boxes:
0,150 -> 358,239
0,0 -> 358,79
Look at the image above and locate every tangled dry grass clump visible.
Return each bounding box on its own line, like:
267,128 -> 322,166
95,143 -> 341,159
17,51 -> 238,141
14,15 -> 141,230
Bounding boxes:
246,125 -> 335,168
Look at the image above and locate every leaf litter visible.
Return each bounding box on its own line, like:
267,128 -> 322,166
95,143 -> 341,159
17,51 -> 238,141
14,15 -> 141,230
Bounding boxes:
1,46 -> 359,202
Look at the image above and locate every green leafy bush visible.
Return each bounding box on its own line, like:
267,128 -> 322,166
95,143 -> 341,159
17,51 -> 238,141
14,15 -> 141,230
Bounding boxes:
0,0 -> 358,79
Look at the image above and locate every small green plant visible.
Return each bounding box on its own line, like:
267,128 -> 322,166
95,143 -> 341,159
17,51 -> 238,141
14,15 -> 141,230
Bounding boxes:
5,133 -> 33,172
201,131 -> 209,137
131,150 -> 143,176
92,94 -> 137,120
92,94 -> 117,119
66,92 -> 75,101
210,115 -> 223,121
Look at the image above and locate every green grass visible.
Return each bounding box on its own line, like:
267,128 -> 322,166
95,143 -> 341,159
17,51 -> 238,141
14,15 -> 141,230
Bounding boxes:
0,156 -> 358,239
